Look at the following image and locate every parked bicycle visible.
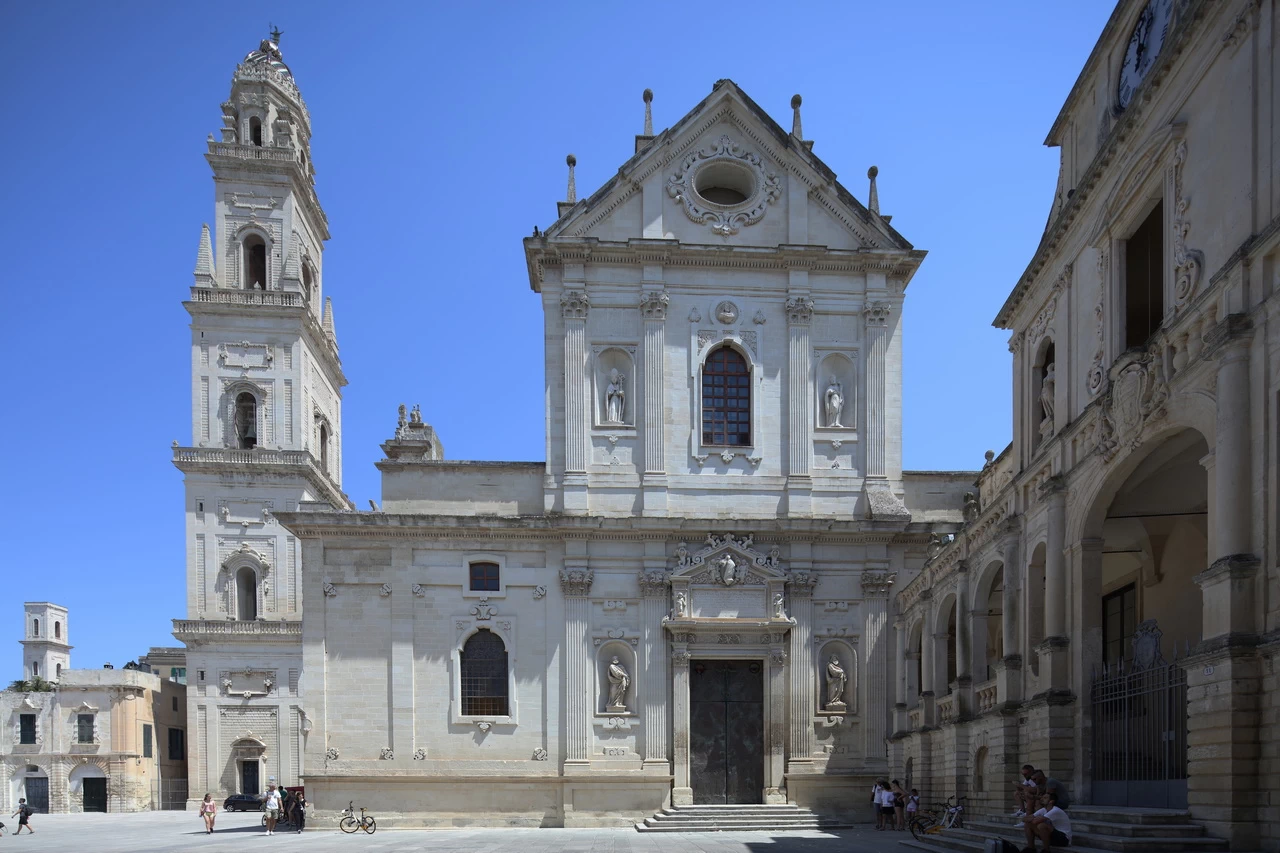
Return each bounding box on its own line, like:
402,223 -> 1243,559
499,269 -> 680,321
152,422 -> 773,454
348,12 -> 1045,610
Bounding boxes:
339,800 -> 376,834
908,795 -> 965,841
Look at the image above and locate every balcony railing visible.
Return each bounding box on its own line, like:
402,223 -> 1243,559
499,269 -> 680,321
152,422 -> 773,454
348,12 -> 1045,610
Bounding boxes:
189,287 -> 302,308
207,141 -> 298,164
976,679 -> 998,714
908,708 -> 922,731
937,694 -> 956,724
174,446 -> 312,467
173,619 -> 302,641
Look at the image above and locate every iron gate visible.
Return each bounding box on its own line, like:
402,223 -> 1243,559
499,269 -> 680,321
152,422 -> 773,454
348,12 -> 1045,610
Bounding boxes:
1090,619 -> 1188,809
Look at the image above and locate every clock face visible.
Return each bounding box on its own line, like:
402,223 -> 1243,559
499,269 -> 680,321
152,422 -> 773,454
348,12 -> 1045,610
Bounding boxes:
1117,0 -> 1174,110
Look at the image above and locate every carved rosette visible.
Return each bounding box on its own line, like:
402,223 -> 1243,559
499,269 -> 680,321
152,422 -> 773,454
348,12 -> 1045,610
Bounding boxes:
637,570 -> 671,598
787,570 -> 818,598
559,567 -> 594,597
324,747 -> 339,761
666,134 -> 782,237
640,291 -> 670,320
860,570 -> 897,596
560,290 -> 590,320
863,302 -> 891,326
786,296 -> 814,325
379,748 -> 394,760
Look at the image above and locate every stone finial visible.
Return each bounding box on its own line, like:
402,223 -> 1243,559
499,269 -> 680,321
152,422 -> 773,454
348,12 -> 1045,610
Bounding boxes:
565,154 -> 577,204
643,88 -> 654,135
790,94 -> 803,138
322,296 -> 337,346
194,223 -> 216,286
867,166 -> 880,216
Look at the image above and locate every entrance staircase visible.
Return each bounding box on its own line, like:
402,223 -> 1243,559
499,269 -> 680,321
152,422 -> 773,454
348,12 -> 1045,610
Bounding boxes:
636,803 -> 852,832
898,805 -> 1229,853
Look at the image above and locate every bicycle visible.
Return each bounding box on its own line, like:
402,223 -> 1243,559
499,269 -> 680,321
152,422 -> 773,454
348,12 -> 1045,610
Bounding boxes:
908,795 -> 965,840
339,800 -> 376,834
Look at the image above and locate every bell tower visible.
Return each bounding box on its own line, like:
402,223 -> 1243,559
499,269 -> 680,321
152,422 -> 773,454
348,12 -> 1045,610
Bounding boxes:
173,29 -> 350,805
20,602 -> 70,682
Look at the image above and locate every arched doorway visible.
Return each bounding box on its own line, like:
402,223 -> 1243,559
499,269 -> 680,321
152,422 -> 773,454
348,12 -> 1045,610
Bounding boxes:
12,765 -> 48,813
69,762 -> 107,812
1088,428 -> 1207,809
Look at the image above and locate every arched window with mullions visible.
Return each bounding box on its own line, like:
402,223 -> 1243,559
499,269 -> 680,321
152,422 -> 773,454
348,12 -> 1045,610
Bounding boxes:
460,630 -> 509,716
702,345 -> 751,446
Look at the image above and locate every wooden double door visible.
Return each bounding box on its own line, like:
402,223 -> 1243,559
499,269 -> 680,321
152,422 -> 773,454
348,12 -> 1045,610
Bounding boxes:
689,660 -> 764,804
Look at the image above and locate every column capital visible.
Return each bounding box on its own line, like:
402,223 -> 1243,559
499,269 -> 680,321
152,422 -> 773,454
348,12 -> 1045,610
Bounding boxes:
787,570 -> 818,597
637,570 -> 671,598
785,295 -> 814,325
671,648 -> 690,668
559,567 -> 594,597
860,570 -> 896,596
560,289 -> 590,320
639,290 -> 669,320
1193,554 -> 1260,588
1037,474 -> 1067,498
863,301 -> 892,326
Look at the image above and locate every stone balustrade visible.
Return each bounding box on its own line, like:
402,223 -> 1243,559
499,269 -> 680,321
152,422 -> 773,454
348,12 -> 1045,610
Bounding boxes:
936,694 -> 956,724
976,679 -> 998,714
908,708 -> 921,731
208,141 -> 298,163
189,286 -> 302,307
173,619 -> 302,642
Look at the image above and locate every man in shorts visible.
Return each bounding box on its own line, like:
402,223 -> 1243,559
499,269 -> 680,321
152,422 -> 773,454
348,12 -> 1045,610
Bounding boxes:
1021,791 -> 1071,851
11,797 -> 34,834
263,784 -> 281,835
1011,764 -> 1037,816
1031,770 -> 1070,810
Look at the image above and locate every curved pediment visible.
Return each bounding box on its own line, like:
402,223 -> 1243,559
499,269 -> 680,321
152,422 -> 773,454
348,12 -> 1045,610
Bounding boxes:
672,533 -> 784,587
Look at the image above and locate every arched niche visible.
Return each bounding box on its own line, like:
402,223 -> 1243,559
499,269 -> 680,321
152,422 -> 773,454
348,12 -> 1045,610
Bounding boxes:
594,347 -> 634,427
221,379 -> 268,450
816,351 -> 857,430
817,640 -> 857,714
973,559 -> 1005,681
597,641 -> 636,714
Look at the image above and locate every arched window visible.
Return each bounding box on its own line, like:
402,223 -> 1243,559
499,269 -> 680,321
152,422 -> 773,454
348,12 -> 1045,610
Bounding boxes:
243,234 -> 267,290
235,393 -> 258,449
460,630 -> 508,716
31,662 -> 40,679
236,566 -> 258,621
249,116 -> 263,147
318,423 -> 330,473
702,346 -> 750,446
32,619 -> 39,637
56,663 -> 62,679
54,622 -> 60,640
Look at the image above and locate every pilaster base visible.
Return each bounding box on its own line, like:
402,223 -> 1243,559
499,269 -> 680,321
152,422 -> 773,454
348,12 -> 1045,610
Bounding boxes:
562,475 -> 589,514
1036,636 -> 1071,690
786,478 -> 812,516
671,786 -> 694,806
641,474 -> 668,515
764,787 -> 787,804
995,655 -> 1022,705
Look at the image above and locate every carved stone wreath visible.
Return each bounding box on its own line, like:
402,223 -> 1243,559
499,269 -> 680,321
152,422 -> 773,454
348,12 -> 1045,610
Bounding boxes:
667,135 -> 782,237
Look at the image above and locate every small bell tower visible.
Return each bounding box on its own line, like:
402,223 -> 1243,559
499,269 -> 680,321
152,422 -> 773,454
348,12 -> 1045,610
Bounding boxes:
21,602 -> 70,682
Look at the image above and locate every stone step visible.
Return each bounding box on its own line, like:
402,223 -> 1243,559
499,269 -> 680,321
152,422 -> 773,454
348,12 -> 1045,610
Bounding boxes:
636,803 -> 851,833
908,821 -> 1229,853
994,806 -> 1197,826
976,816 -> 1206,839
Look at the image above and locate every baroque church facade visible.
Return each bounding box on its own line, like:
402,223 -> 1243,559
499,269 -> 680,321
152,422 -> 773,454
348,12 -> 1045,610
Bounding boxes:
174,0 -> 1280,844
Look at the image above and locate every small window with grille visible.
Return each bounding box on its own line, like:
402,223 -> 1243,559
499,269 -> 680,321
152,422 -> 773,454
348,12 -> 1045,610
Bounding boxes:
460,629 -> 509,716
469,562 -> 500,592
77,714 -> 95,744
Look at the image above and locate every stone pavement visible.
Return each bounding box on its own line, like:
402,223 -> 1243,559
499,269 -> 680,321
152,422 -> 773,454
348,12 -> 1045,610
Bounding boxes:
3,811 -> 913,853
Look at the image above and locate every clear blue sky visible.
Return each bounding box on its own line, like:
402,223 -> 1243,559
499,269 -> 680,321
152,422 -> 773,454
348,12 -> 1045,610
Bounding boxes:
0,1 -> 1114,673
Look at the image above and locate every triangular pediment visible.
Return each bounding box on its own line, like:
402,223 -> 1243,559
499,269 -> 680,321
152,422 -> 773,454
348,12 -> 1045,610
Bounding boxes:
542,80 -> 912,252
671,533 -> 785,586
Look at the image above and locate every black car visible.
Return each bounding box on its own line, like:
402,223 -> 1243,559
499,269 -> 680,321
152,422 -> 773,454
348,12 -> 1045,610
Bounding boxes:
223,794 -> 264,812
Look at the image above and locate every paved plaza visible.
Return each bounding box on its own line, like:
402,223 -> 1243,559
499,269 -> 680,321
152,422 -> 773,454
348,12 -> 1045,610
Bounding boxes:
2,811 -> 909,853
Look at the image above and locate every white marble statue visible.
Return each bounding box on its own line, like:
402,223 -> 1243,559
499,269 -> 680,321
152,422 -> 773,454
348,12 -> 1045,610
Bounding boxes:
673,591 -> 687,617
1040,361 -> 1056,424
773,592 -> 785,618
605,369 -> 626,424
715,553 -> 739,586
824,377 -> 845,428
607,656 -> 630,709
825,655 -> 847,708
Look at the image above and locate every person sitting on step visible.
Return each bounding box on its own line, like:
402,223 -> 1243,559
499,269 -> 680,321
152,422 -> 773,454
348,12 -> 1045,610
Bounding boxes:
1020,791 -> 1071,852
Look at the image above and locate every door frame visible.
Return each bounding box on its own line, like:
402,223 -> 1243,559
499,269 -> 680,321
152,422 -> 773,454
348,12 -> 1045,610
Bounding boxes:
81,777 -> 108,813
689,658 -> 766,804
669,636 -> 789,806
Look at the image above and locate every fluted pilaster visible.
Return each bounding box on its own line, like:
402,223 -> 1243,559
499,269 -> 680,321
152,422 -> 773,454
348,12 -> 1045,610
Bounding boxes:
639,569 -> 670,767
863,302 -> 891,478
861,570 -> 894,761
561,563 -> 593,767
787,570 -> 817,768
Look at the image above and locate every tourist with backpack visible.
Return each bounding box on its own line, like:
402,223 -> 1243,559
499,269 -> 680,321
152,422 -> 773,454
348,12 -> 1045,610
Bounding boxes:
11,799 -> 33,835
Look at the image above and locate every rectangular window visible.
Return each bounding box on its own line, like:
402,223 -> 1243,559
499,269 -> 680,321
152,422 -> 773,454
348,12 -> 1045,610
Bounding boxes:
1124,201 -> 1164,348
172,696 -> 179,712
198,670 -> 206,682
171,667 -> 187,685
19,714 -> 36,745
142,723 -> 153,757
1102,584 -> 1137,666
77,714 -> 95,744
168,728 -> 185,761
469,562 -> 500,592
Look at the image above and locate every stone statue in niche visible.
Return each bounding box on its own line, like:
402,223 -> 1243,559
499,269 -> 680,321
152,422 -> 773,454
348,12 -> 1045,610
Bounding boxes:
825,655 -> 848,711
607,656 -> 630,711
773,592 -> 786,618
714,553 -> 742,586
604,369 -> 626,424
673,591 -> 688,618
1039,362 -> 1056,437
824,377 -> 846,428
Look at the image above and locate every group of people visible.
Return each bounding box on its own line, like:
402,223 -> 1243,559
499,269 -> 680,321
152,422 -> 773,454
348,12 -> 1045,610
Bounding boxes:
869,779 -> 919,831
1011,765 -> 1072,851
198,785 -> 308,836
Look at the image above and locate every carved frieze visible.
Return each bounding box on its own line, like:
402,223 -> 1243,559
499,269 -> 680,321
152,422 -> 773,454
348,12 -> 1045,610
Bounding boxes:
218,341 -> 274,372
